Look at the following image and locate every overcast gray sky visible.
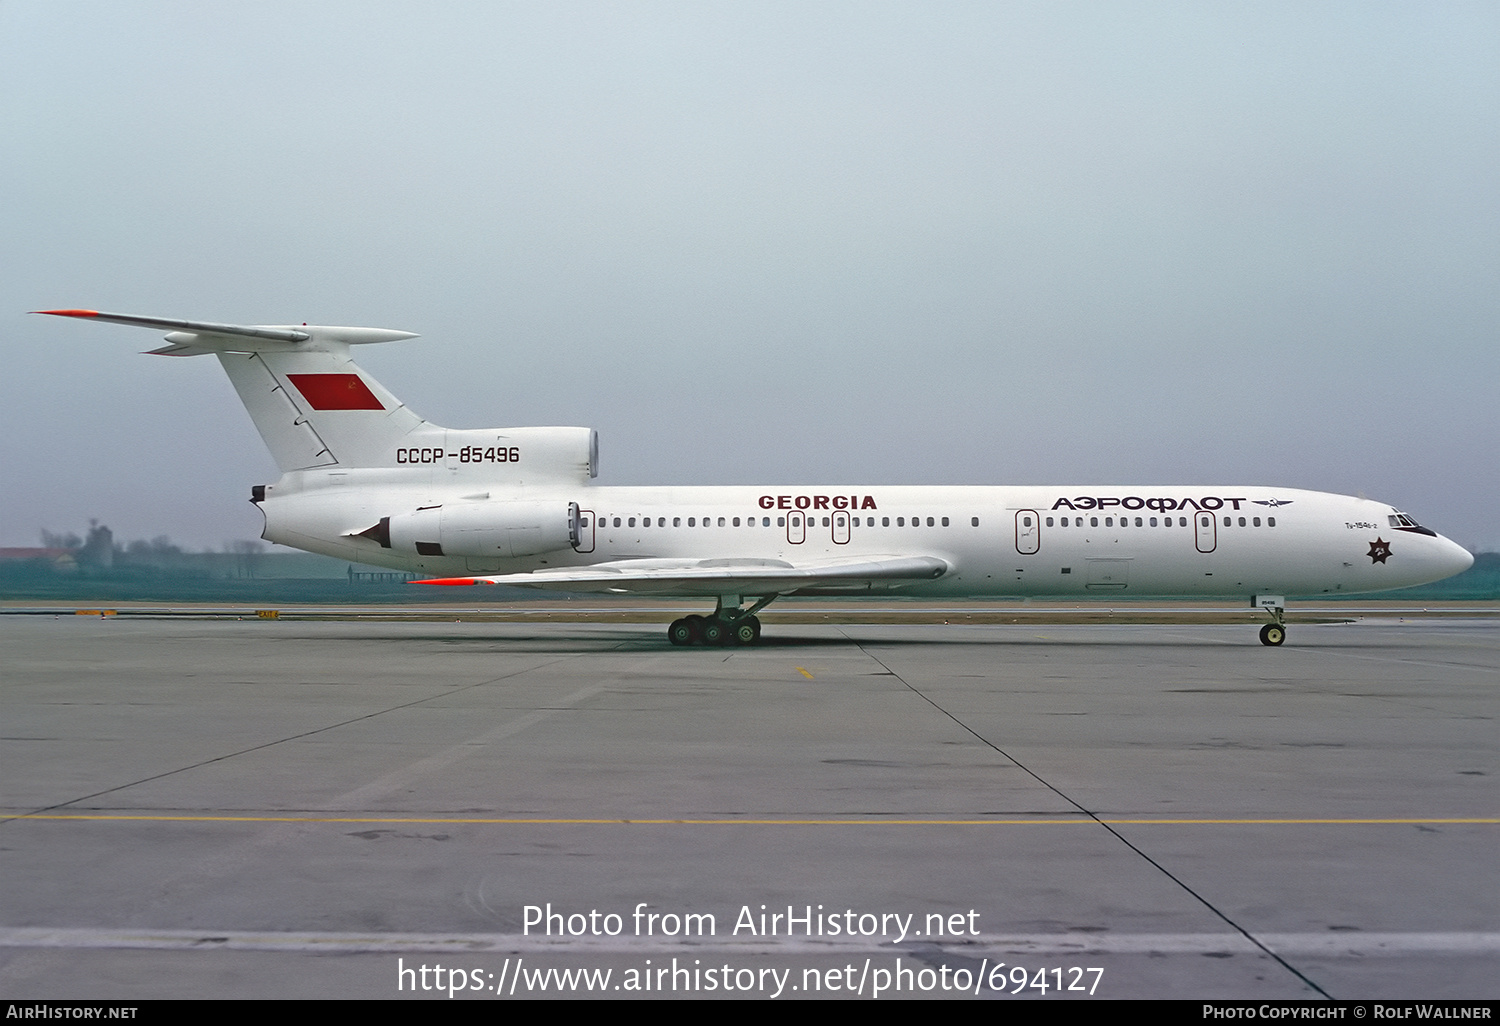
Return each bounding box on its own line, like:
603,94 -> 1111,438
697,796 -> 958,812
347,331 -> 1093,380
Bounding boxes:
3,2 -> 1497,552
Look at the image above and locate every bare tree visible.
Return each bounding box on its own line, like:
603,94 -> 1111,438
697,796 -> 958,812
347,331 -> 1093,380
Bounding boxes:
78,521 -> 114,570
39,529 -> 82,550
226,539 -> 266,579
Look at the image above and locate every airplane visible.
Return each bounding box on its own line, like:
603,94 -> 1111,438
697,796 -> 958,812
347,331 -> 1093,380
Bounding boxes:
37,309 -> 1475,647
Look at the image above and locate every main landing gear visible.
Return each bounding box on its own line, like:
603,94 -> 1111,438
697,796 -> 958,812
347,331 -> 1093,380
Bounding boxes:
1255,595 -> 1287,646
668,595 -> 776,647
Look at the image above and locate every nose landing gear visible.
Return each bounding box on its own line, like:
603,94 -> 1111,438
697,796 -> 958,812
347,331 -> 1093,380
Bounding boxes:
1254,595 -> 1287,646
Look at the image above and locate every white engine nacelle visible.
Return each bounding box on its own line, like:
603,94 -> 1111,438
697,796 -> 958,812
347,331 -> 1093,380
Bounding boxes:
363,500 -> 580,558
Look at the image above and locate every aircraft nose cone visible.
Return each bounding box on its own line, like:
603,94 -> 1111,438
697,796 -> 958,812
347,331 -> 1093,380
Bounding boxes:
1445,540 -> 1475,577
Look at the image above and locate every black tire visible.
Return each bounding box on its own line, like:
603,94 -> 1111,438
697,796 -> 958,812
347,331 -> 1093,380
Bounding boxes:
1260,624 -> 1286,646
732,620 -> 757,645
668,618 -> 697,646
748,615 -> 762,641
701,618 -> 728,646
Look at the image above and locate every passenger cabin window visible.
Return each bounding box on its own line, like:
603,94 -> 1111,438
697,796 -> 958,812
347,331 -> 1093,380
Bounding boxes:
971,517 -> 980,527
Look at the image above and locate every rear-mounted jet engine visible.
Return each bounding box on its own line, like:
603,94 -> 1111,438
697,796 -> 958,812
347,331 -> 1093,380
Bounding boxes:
359,501 -> 582,559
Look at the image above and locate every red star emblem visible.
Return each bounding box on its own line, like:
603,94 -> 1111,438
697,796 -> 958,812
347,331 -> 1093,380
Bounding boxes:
1367,538 -> 1392,564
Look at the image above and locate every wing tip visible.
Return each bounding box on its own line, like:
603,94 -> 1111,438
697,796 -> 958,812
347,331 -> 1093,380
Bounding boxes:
33,309 -> 100,318
413,577 -> 481,586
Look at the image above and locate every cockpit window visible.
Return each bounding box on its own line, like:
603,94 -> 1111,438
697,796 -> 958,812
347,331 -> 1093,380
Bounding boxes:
1389,512 -> 1420,528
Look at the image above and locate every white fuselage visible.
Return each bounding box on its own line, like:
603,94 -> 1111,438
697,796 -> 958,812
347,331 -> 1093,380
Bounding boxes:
258,475 -> 1473,600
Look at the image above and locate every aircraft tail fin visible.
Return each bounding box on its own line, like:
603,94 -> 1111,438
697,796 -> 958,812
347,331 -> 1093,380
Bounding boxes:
36,309 -> 434,472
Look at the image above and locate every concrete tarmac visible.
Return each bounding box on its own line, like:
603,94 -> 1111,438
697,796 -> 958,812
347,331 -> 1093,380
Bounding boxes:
0,615 -> 1496,1000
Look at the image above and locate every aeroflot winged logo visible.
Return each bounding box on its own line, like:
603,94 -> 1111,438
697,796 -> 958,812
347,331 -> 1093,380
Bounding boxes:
287,373 -> 385,411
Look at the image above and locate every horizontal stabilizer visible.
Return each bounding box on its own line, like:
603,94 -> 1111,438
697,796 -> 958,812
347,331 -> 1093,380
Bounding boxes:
37,309 -> 310,342
417,555 -> 950,595
34,309 -> 418,352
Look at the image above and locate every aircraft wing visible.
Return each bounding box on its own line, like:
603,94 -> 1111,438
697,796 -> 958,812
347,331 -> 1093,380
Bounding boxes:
416,555 -> 950,595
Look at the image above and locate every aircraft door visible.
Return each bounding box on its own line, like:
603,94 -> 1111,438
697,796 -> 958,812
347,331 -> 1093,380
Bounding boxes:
1195,512 -> 1216,553
787,511 -> 806,544
573,506 -> 595,553
1015,509 -> 1040,554
832,510 -> 851,544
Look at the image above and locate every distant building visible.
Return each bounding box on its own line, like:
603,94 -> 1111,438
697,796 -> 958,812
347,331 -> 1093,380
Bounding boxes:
0,548 -> 78,571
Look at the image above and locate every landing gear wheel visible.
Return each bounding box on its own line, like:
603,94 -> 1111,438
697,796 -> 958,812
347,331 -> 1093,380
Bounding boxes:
670,606 -> 772,647
700,618 -> 729,646
667,617 -> 699,646
1259,623 -> 1286,646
